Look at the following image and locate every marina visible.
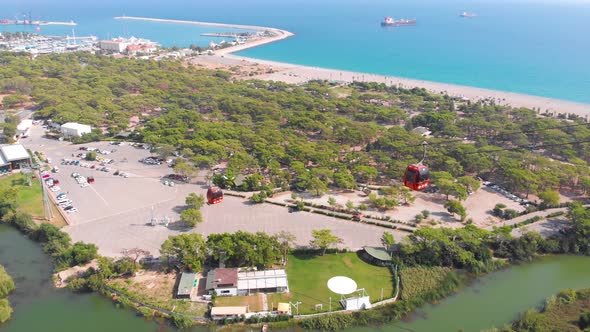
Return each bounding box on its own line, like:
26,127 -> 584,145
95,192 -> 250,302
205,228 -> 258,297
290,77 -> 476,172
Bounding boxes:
0,19 -> 77,26
0,32 -> 97,54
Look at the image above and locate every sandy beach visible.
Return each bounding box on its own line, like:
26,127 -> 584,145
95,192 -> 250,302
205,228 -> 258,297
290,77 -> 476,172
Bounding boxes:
120,16 -> 590,116
191,53 -> 590,117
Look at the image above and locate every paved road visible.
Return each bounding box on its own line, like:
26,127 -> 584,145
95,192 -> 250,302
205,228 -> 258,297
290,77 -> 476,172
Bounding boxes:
23,124 -> 406,257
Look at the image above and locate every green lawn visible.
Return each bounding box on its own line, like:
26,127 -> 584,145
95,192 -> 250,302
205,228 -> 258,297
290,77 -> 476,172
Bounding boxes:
0,173 -> 44,217
273,252 -> 394,314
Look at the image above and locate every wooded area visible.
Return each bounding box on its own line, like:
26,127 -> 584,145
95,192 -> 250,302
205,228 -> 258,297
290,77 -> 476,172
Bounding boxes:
2,52 -> 590,199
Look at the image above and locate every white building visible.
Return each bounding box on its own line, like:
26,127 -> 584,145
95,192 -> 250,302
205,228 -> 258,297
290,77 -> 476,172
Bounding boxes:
0,144 -> 31,171
206,268 -> 289,297
16,119 -> 33,138
60,122 -> 92,138
99,39 -> 128,53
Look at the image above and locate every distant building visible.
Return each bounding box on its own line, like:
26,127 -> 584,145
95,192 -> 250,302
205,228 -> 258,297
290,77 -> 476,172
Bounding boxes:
411,126 -> 432,137
126,43 -> 157,55
176,272 -> 198,300
206,268 -> 289,296
99,37 -> 158,54
16,119 -> 33,138
99,40 -> 128,53
0,144 -> 31,171
60,122 -> 92,138
210,306 -> 248,320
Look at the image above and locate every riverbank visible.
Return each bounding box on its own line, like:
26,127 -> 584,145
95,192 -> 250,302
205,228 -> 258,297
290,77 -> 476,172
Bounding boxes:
0,264 -> 15,324
114,16 -> 294,54
490,288 -> 590,331
191,53 -> 590,116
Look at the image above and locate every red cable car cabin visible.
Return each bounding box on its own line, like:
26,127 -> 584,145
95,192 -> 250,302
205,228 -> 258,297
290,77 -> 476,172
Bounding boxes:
207,187 -> 224,204
403,163 -> 430,191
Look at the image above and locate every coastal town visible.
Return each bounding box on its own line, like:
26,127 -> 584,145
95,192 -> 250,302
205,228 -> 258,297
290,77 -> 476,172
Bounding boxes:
1,8 -> 590,332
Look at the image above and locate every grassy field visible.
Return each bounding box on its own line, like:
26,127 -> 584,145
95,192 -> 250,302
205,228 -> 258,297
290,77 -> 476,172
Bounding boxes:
0,173 -> 43,217
270,252 -> 394,314
215,294 -> 264,312
0,173 -> 67,227
399,266 -> 454,300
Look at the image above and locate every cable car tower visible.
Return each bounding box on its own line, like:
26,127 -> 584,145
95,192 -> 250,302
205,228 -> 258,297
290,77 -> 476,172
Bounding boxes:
403,141 -> 431,191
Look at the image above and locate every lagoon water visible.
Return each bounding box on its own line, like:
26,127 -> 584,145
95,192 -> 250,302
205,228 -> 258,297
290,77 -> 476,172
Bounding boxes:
3,223 -> 590,332
2,0 -> 590,103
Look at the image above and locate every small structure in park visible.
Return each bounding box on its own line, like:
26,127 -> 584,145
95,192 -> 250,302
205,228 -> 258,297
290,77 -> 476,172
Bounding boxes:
207,186 -> 224,204
16,119 -> 33,138
176,272 -> 198,300
0,143 -> 32,171
206,268 -> 289,296
210,306 -> 248,320
277,302 -> 291,315
361,246 -> 392,266
60,122 -> 92,138
327,276 -> 371,310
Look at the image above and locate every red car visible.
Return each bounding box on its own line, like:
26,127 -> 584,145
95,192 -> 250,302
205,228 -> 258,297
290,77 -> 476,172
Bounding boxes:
87,176 -> 95,184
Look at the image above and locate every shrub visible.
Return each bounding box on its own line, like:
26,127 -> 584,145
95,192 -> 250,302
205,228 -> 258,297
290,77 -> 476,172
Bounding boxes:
171,314 -> 193,329
503,209 -> 519,220
299,313 -> 355,330
579,312 -> 590,329
0,298 -> 12,324
138,307 -> 155,318
0,266 -> 15,298
399,266 -> 458,300
66,276 -> 91,293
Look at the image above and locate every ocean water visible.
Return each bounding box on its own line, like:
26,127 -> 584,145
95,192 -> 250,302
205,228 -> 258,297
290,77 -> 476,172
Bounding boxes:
2,0 -> 590,104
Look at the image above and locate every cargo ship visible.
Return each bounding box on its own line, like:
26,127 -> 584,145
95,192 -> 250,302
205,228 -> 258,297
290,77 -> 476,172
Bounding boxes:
381,16 -> 416,27
460,12 -> 477,17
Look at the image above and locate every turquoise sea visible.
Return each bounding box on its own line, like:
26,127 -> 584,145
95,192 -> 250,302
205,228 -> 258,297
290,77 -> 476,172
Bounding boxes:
2,0 -> 590,104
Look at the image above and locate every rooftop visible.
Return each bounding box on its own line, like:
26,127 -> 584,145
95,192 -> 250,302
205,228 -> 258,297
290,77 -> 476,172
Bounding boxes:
210,306 -> 248,316
0,151 -> 7,166
61,122 -> 92,131
177,272 -> 197,296
362,246 -> 392,262
0,144 -> 30,162
206,268 -> 238,289
237,269 -> 288,291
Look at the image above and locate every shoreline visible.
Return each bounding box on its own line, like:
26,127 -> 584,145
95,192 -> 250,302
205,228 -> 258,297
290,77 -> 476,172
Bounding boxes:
196,53 -> 590,116
116,16 -> 590,115
114,16 -> 294,54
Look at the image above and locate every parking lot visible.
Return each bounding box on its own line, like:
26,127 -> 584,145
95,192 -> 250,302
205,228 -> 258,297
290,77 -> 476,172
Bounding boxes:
22,125 -> 398,257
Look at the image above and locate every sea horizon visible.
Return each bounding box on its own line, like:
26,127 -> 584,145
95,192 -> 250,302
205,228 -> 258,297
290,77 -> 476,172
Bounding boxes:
2,0 -> 590,105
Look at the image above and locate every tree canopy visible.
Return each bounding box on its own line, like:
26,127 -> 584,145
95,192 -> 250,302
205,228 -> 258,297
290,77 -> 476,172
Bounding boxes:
0,52 -> 586,197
